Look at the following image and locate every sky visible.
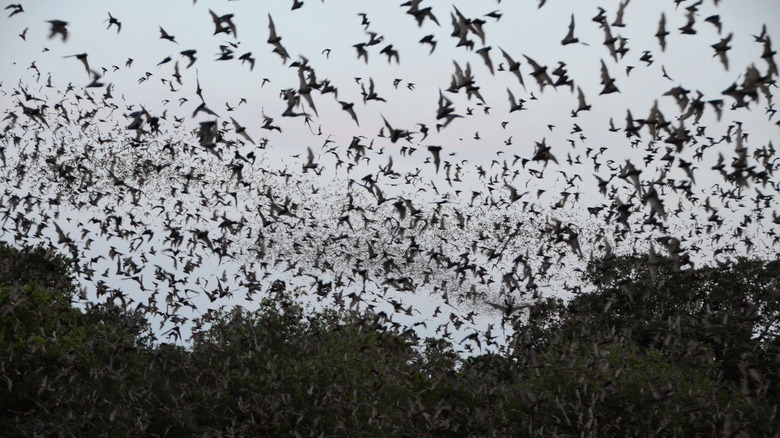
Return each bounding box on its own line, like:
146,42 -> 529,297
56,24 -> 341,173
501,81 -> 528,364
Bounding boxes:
1,0 -> 779,351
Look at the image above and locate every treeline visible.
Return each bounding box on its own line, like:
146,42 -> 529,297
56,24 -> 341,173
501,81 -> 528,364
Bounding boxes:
1,242 -> 778,437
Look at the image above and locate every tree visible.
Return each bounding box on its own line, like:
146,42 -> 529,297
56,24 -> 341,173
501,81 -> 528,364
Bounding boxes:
4,241 -> 778,436
0,243 -> 155,436
509,254 -> 780,437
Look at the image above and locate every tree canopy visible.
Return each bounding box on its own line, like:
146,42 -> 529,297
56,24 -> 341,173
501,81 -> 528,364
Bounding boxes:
1,242 -> 778,436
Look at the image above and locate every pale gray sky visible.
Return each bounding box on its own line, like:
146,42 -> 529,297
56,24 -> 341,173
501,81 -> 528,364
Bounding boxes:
3,1 -> 776,158
1,0 -> 778,349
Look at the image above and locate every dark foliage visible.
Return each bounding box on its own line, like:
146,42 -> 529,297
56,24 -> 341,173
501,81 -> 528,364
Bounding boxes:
1,242 -> 778,436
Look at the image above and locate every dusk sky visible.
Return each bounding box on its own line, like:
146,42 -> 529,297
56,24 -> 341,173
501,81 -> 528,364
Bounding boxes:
1,0 -> 778,349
